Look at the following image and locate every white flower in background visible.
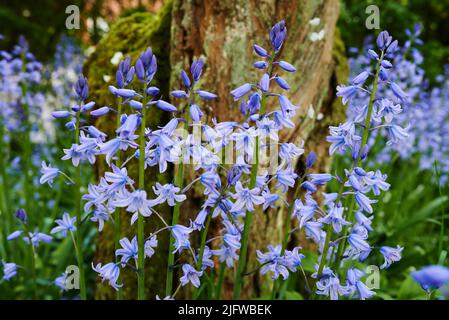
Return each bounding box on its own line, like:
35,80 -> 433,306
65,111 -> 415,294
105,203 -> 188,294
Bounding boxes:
110,51 -> 123,66
309,17 -> 321,26
310,29 -> 325,42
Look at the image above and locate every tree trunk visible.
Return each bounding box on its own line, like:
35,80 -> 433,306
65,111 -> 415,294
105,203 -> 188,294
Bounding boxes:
85,0 -> 347,299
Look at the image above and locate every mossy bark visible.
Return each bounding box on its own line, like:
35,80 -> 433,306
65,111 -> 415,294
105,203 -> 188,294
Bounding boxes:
85,0 -> 347,299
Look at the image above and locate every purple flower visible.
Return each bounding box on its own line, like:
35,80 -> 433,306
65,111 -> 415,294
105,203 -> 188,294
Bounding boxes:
180,264 -> 203,287
92,262 -> 122,291
380,245 -> 403,269
39,161 -> 60,186
171,224 -> 192,253
270,20 -> 287,52
230,182 -> 264,212
411,265 -> 449,291
230,83 -> 252,101
156,100 -> 177,112
2,261 -> 18,281
191,58 -> 204,82
50,212 -> 76,237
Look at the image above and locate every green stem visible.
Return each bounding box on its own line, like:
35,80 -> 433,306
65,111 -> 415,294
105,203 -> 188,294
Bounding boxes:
74,110 -> 87,300
137,90 -> 147,300
166,105 -> 190,296
233,59 -> 274,299
434,161 -> 446,259
271,179 -> 303,299
316,51 -> 384,281
114,97 -> 123,300
215,261 -> 226,299
0,122 -> 11,254
193,213 -> 212,299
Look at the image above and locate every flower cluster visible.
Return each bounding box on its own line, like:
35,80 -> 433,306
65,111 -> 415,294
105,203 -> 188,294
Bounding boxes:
35,23 -> 409,300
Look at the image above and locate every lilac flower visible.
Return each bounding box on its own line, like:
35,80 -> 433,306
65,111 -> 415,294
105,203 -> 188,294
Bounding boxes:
180,264 -> 203,288
92,262 -> 122,291
380,245 -> 403,269
50,212 -> 76,237
191,58 -> 204,82
212,245 -> 239,268
336,85 -> 358,105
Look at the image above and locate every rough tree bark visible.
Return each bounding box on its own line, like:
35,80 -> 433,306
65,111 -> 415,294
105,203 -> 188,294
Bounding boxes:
85,0 -> 347,299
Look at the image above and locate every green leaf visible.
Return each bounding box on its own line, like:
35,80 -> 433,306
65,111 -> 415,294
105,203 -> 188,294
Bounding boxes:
284,291 -> 304,300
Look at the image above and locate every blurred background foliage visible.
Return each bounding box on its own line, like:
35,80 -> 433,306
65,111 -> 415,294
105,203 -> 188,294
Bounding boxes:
2,0 -> 449,81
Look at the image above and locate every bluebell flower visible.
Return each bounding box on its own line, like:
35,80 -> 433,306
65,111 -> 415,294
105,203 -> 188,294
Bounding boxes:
346,268 -> 375,300
74,74 -> 88,100
309,173 -> 333,185
51,212 -> 76,237
92,262 -> 122,291
254,61 -> 268,69
212,245 -> 239,268
189,104 -> 204,122
319,202 -> 351,233
115,236 -> 138,265
62,144 -> 82,166
113,189 -> 153,225
284,247 -> 305,271
230,181 -> 264,212
54,273 -> 68,291
180,264 -> 203,288
2,261 -> 18,281
149,182 -> 186,207
274,76 -> 290,90
15,208 -> 27,223
275,169 -> 297,192
181,70 -> 191,88
156,100 -> 177,112
171,224 -> 192,253
351,71 -> 370,85
292,198 -> 317,228
196,90 -> 218,100
230,83 -> 252,101
380,245 -> 403,269
260,73 -> 270,92
411,265 -> 449,291
90,207 -> 110,232
301,181 -> 317,193
39,161 -> 60,186
90,106 -> 110,117
304,221 -> 324,243
306,152 -> 317,168
104,165 -> 134,194
336,85 -> 358,105
253,44 -> 268,57
270,20 -> 287,52
7,230 -> 23,241
347,232 -> 371,256
145,235 -> 158,259
257,245 -> 289,280
190,58 -> 204,82
24,231 -> 52,247
354,191 -> 377,214
199,246 -> 215,270
390,82 -> 408,102
316,274 -> 349,300
277,61 -> 296,73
